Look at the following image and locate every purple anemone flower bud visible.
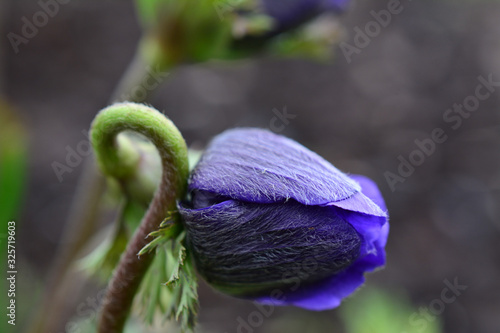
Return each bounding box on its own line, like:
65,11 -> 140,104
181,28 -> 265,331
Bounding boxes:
262,0 -> 351,30
179,128 -> 389,310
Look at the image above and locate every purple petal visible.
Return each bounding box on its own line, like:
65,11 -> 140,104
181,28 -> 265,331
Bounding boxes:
349,174 -> 388,212
262,0 -> 350,28
352,221 -> 389,272
255,175 -> 389,310
262,0 -> 319,26
325,192 -> 386,217
255,218 -> 387,310
179,197 -> 361,296
256,264 -> 366,310
189,128 -> 361,206
334,175 -> 389,270
254,213 -> 387,310
185,130 -> 389,310
337,210 -> 387,267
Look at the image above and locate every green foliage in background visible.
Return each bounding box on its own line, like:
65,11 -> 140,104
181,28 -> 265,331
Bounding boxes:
0,100 -> 28,333
340,288 -> 442,333
0,100 -> 27,228
134,0 -> 343,67
135,0 -> 235,68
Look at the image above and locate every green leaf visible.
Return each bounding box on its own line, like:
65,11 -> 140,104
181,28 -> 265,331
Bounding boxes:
138,215 -> 183,256
136,230 -> 199,332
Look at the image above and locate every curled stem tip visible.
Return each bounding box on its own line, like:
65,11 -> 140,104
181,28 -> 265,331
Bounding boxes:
91,102 -> 189,333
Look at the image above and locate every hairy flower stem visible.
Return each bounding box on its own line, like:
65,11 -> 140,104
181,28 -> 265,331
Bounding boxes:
91,103 -> 188,333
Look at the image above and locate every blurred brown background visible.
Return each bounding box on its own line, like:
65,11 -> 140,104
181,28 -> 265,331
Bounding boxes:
2,0 -> 500,332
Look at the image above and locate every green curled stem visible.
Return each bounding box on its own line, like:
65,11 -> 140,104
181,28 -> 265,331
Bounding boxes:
91,102 -> 189,333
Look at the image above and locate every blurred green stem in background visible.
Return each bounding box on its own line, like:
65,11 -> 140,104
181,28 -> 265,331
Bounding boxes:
0,100 -> 28,333
0,102 -> 27,246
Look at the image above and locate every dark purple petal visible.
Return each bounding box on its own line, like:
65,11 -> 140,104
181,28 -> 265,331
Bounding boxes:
351,222 -> 389,272
188,128 -> 362,206
183,129 -> 389,310
179,198 -> 361,297
262,0 -> 350,28
326,175 -> 388,276
253,175 -> 389,310
345,174 -> 389,270
262,0 -> 318,26
337,210 -> 387,269
255,264 -> 365,310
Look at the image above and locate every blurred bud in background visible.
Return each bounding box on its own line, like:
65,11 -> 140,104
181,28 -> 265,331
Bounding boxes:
134,0 -> 352,69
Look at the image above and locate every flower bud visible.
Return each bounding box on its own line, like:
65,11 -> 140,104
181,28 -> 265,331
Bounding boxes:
179,128 -> 388,310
